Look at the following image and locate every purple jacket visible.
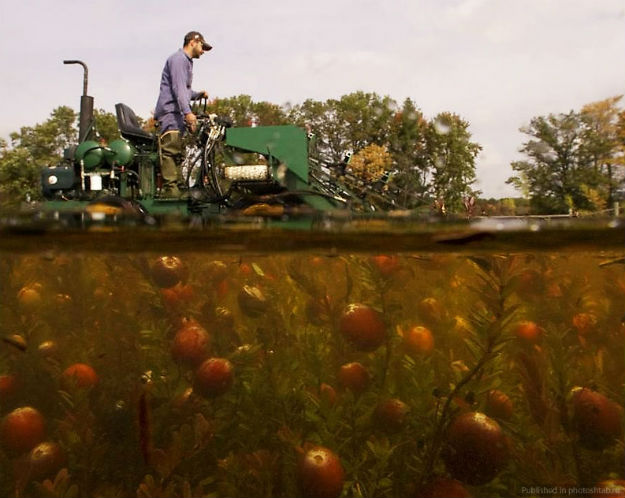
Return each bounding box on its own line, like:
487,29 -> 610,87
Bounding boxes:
154,49 -> 203,133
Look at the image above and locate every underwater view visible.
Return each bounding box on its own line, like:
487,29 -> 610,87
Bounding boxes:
0,219 -> 623,498
2,1 -> 624,497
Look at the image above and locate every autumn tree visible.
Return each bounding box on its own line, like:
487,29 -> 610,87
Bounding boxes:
580,96 -> 624,206
348,144 -> 392,182
288,92 -> 398,167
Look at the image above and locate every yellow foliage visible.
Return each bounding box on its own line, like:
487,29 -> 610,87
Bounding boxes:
580,184 -> 607,212
348,144 -> 392,182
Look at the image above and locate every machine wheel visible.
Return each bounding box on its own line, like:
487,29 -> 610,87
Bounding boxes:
202,139 -> 232,203
181,145 -> 203,188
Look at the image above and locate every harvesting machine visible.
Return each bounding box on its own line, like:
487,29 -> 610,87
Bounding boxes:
40,61 -> 400,222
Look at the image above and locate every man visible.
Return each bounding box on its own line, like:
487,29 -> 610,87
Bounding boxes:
154,31 -> 211,197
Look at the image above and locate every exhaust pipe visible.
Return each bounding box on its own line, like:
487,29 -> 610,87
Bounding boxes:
64,60 -> 94,143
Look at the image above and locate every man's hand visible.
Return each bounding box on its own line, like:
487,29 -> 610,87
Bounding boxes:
185,112 -> 198,133
199,90 -> 208,99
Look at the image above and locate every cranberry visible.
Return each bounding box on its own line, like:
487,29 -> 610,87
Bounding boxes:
339,303 -> 386,352
298,445 -> 344,498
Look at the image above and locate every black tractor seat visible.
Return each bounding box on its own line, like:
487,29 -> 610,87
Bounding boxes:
115,103 -> 155,145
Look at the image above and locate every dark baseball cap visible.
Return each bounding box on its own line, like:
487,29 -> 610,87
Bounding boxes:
184,31 -> 212,51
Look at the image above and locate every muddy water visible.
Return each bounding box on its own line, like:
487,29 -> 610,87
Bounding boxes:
0,218 -> 623,497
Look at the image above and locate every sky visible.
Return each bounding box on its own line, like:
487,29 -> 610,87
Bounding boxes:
1,0 -> 624,198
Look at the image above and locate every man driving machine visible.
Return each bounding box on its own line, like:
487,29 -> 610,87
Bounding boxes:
154,31 -> 211,197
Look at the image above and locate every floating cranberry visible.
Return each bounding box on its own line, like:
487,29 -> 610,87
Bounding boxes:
27,441 -> 66,480
171,323 -> 211,367
419,478 -> 472,497
61,363 -> 99,390
161,282 -> 194,309
0,406 -> 46,455
442,411 -> 509,485
37,341 -> 59,358
370,255 -> 400,276
206,260 -> 229,282
0,374 -> 21,401
514,320 -> 543,344
194,358 -> 234,397
17,285 -> 43,312
374,398 -> 410,432
150,256 -> 188,288
339,304 -> 386,352
570,387 -> 623,450
338,362 -> 370,394
319,383 -> 337,406
402,325 -> 435,356
418,297 -> 445,324
298,445 -> 344,498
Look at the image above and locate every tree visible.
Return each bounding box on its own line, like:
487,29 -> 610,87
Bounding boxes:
289,92 -> 398,166
279,93 -> 481,212
287,98 -> 334,164
204,95 -> 255,127
348,144 -> 392,182
252,101 -> 288,126
331,91 -> 396,152
580,96 -> 624,206
508,111 -> 588,213
11,106 -> 77,159
0,106 -> 77,207
617,109 -> 625,202
507,99 -> 625,214
94,109 -> 121,143
0,143 -> 41,207
204,95 -> 287,127
387,98 -> 430,208
427,112 -> 481,213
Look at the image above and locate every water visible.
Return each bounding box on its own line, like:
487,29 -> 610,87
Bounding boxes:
0,216 -> 623,497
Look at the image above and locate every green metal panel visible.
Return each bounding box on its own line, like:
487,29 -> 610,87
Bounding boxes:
225,126 -> 309,183
289,176 -> 338,210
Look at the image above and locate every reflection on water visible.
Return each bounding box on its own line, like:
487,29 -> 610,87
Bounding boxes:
0,217 -> 623,497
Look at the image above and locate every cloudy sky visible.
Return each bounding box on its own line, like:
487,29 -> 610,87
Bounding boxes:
1,0 -> 624,197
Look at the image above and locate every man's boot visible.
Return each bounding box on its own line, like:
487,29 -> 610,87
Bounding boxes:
159,131 -> 183,198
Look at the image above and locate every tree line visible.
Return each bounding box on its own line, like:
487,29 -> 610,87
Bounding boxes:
0,92 -> 481,212
0,91 -> 623,214
507,96 -> 625,214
